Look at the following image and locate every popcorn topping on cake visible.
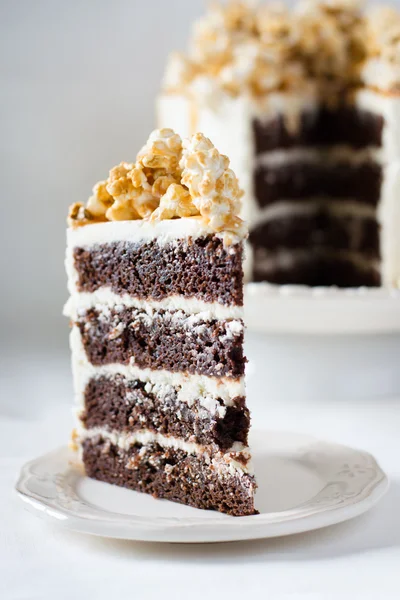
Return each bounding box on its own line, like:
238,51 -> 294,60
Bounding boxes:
151,183 -> 197,220
180,133 -> 245,240
68,129 -> 245,244
366,6 -> 400,65
162,0 -> 400,97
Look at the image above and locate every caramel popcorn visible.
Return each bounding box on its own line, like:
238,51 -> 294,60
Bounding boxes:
105,162 -> 141,221
180,133 -> 246,238
162,0 -> 400,97
106,162 -> 135,199
295,0 -> 367,89
151,183 -> 197,220
162,52 -> 199,93
69,428 -> 79,453
68,128 -> 246,244
137,128 -> 182,172
366,7 -> 400,64
87,181 -> 113,218
68,202 -> 95,226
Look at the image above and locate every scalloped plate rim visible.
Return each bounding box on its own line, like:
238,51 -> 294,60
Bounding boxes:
15,431 -> 389,542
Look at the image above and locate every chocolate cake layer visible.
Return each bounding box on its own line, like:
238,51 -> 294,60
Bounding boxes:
254,161 -> 382,207
250,212 -> 380,258
76,308 -> 245,377
82,437 -> 257,516
73,237 -> 243,306
252,252 -> 380,287
253,107 -> 384,153
82,375 -> 249,450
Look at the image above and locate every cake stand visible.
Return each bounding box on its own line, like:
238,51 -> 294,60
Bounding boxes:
244,283 -> 400,334
244,283 -> 400,402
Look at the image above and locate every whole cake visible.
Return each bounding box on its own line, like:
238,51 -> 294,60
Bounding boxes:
158,0 -> 400,287
64,129 -> 257,516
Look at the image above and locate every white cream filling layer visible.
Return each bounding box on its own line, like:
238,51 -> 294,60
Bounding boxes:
64,289 -> 244,321
253,199 -> 377,228
78,426 -> 253,476
254,248 -> 380,274
67,297 -> 243,337
255,146 -> 384,168
68,299 -> 243,368
70,327 -> 244,408
354,90 -> 400,287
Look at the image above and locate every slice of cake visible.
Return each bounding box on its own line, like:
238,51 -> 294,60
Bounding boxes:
158,0 -> 400,288
65,129 -> 257,516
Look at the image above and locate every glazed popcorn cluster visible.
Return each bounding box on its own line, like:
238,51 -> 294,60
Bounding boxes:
365,6 -> 400,67
294,0 -> 366,86
162,0 -> 400,97
68,129 -> 246,243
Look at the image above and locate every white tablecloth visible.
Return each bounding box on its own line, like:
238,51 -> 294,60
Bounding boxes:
2,347 -> 399,600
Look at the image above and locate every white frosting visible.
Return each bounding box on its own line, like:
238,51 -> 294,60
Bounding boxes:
254,199 -> 377,228
78,426 -> 253,476
255,146 -> 384,167
355,90 -> 400,159
76,303 -> 237,338
70,326 -> 244,407
64,289 -> 243,322
377,162 -> 400,288
156,94 -> 194,138
355,90 -> 400,287
361,58 -> 400,95
254,248 -> 380,275
67,216 -> 214,248
65,215 -> 243,302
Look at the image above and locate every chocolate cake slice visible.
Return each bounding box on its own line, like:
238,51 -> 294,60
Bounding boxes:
65,128 -> 257,516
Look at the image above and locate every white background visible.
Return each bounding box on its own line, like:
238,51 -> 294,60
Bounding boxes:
1,1 -> 400,598
1,0 -> 205,346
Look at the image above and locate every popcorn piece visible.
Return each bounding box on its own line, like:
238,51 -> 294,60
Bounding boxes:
105,161 -> 159,221
180,133 -> 229,202
162,52 -> 199,91
105,199 -> 140,221
137,128 -> 182,173
151,183 -> 198,221
104,162 -> 141,221
180,133 -> 245,241
68,202 -> 95,227
366,7 -> 400,64
87,181 -> 113,218
106,162 -> 135,201
152,174 -> 180,198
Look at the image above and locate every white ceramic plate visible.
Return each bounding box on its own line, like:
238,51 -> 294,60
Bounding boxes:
245,283 -> 400,334
15,431 -> 388,543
